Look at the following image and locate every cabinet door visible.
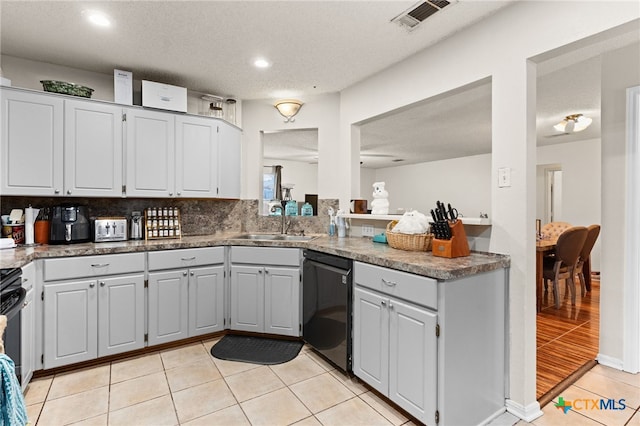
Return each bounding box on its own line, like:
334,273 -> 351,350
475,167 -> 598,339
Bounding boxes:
217,121 -> 241,199
1,88 -> 64,195
230,265 -> 264,332
125,108 -> 175,197
264,267 -> 300,337
43,279 -> 98,369
189,265 -> 225,337
175,115 -> 218,198
20,288 -> 35,390
64,100 -> 123,197
353,287 -> 389,395
148,270 -> 188,346
97,274 -> 145,357
389,299 -> 438,424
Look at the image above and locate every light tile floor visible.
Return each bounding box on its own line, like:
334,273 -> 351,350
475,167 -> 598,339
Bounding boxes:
23,337 -> 640,426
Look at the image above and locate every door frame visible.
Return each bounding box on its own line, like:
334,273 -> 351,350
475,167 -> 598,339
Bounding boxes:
624,85 -> 640,373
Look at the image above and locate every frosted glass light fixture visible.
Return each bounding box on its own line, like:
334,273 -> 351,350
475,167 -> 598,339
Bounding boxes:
554,113 -> 592,133
274,99 -> 303,122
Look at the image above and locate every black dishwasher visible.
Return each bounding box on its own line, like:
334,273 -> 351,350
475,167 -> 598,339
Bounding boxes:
302,250 -> 353,372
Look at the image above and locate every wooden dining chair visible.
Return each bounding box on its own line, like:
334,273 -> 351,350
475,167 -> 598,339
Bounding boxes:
543,226 -> 588,309
576,224 -> 601,296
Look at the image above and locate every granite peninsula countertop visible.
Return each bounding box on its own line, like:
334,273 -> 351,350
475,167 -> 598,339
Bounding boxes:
0,233 -> 509,281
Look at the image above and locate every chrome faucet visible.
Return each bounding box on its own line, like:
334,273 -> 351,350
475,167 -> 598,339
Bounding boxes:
270,201 -> 289,234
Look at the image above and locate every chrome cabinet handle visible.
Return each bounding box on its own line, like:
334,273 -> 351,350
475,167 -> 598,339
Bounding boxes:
54,189 -> 60,194
177,192 -> 181,196
381,300 -> 386,307
259,269 -> 263,274
183,271 -> 188,276
389,302 -> 394,309
381,278 -> 397,287
100,281 -> 105,287
190,271 -> 194,276
67,190 -> 72,195
181,256 -> 196,261
265,269 -> 269,274
89,282 -> 96,288
169,192 -> 174,196
91,263 -> 110,268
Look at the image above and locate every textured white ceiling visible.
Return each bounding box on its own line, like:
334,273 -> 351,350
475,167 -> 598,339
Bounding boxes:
0,0 -> 513,100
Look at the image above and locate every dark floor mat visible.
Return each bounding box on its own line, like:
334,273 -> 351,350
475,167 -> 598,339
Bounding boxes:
210,335 -> 303,365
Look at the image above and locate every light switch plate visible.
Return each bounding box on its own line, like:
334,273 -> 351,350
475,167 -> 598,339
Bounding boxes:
498,167 -> 511,188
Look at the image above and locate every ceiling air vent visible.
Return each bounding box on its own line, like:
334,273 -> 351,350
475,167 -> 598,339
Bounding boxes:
391,0 -> 454,31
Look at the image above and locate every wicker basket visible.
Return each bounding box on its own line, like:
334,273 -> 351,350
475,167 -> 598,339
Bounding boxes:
385,221 -> 433,251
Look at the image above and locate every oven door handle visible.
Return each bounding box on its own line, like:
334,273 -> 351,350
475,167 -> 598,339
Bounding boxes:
2,287 -> 26,321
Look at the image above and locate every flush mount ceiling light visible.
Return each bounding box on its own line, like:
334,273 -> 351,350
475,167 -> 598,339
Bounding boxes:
254,58 -> 271,69
554,113 -> 593,133
274,99 -> 303,123
83,10 -> 112,27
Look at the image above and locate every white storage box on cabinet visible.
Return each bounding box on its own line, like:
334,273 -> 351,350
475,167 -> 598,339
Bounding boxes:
230,247 -> 301,337
42,253 -> 145,369
147,247 -> 225,346
142,80 -> 187,113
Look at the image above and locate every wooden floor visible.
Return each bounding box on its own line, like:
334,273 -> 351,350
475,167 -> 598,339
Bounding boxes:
536,276 -> 600,400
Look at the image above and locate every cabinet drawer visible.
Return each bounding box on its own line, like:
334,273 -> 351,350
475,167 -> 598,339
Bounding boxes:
231,246 -> 300,266
148,247 -> 224,271
354,262 -> 437,310
44,253 -> 144,281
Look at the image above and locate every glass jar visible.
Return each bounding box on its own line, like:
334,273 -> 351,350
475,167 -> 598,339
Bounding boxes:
225,98 -> 237,125
200,95 -> 224,118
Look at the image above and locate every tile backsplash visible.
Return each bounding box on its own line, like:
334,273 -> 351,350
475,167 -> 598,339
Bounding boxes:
0,197 -> 338,236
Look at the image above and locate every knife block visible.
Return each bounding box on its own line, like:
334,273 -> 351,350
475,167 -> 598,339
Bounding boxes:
431,220 -> 470,258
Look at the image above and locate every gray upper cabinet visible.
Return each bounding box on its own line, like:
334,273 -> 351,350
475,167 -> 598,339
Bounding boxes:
175,115 -> 218,198
1,88 -> 64,196
217,120 -> 241,199
64,99 -> 123,197
125,108 -> 176,197
1,87 -> 241,198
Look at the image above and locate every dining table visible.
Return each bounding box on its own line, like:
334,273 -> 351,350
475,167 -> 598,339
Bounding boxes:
536,238 -> 593,312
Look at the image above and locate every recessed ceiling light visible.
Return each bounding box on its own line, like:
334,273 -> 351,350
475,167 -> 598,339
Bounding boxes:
84,10 -> 111,27
254,58 -> 271,69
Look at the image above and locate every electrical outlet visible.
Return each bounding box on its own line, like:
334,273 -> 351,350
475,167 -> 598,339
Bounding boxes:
362,225 -> 375,237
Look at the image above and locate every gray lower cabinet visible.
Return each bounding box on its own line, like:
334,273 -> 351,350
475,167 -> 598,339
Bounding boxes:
147,247 -> 225,346
353,286 -> 437,423
353,261 -> 506,426
230,247 -> 301,337
42,253 -> 146,369
21,262 -> 36,390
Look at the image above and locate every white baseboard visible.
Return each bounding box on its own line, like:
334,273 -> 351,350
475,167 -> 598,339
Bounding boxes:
505,399 -> 543,422
597,353 -> 624,370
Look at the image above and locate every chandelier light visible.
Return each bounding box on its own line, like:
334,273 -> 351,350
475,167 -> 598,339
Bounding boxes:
553,113 -> 592,133
274,99 -> 303,123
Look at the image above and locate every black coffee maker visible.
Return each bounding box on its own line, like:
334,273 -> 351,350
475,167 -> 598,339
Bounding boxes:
50,205 -> 91,244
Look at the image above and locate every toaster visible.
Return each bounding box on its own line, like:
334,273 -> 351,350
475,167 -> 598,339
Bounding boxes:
94,217 -> 128,242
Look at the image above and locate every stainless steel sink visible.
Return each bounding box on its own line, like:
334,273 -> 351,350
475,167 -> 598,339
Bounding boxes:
233,234 -> 314,241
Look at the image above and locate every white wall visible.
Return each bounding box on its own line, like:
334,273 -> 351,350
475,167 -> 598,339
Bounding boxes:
536,138 -> 602,270
601,42 -> 640,368
338,2 -> 639,420
241,93 -> 339,200
0,55 -> 243,123
363,154 -> 492,218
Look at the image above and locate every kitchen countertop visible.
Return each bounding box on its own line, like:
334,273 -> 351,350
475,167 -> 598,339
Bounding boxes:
0,233 -> 509,281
